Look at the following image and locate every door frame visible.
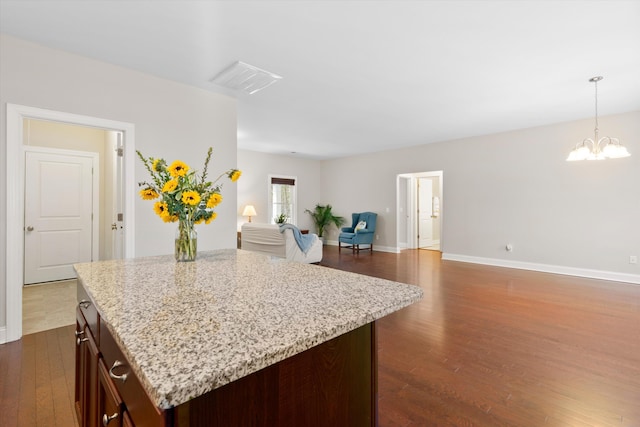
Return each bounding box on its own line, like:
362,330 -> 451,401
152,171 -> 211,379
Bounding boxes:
4,104 -> 136,343
396,171 -> 443,250
24,146 -> 100,282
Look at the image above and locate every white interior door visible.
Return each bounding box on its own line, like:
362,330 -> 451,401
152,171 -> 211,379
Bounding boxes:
418,177 -> 434,248
24,149 -> 96,284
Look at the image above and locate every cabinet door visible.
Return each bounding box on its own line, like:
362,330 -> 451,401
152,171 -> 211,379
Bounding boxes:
74,312 -> 86,423
122,411 -> 135,427
75,308 -> 100,427
98,359 -> 123,427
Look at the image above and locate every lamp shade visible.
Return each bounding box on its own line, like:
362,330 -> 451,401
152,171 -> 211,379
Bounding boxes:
242,205 -> 257,217
602,141 -> 631,159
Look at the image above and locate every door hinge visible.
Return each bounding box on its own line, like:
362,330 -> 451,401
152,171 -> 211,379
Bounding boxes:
91,213 -> 94,221
117,147 -> 124,157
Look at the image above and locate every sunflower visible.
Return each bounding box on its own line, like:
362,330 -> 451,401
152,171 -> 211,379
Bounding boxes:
205,212 -> 217,224
163,214 -> 179,223
181,190 -> 201,206
152,158 -> 165,172
139,188 -> 158,200
228,169 -> 242,182
206,193 -> 222,208
168,160 -> 189,177
162,179 -> 178,193
153,202 -> 168,217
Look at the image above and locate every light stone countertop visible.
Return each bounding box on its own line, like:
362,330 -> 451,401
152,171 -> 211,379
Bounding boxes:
74,249 -> 423,409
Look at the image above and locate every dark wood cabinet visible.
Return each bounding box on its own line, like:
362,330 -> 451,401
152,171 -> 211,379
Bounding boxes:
178,321 -> 377,426
99,318 -> 165,427
76,279 -> 378,427
75,306 -> 99,427
76,309 -> 377,426
122,411 -> 135,427
75,293 -> 153,427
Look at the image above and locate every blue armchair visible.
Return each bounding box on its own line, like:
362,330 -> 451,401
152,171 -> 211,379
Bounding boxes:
338,212 -> 377,253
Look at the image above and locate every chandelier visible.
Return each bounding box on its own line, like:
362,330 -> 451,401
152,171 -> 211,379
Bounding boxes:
566,76 -> 631,161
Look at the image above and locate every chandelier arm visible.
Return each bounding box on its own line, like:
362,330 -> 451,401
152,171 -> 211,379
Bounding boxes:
581,138 -> 595,148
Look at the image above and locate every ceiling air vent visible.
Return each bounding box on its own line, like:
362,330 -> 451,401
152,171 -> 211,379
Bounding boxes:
211,61 -> 282,95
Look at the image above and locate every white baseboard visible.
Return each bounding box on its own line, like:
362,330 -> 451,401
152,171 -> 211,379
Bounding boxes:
0,326 -> 6,344
441,253 -> 640,285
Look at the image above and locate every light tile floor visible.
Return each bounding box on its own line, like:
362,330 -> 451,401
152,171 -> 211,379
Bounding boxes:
419,243 -> 441,251
22,279 -> 77,335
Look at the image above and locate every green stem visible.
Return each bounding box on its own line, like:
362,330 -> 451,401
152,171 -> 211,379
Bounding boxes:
175,219 -> 197,262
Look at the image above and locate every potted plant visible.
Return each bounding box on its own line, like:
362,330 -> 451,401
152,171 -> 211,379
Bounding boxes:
274,213 -> 288,225
305,204 -> 345,243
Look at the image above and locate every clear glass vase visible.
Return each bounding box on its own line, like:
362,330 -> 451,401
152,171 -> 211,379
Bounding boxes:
175,220 -> 197,262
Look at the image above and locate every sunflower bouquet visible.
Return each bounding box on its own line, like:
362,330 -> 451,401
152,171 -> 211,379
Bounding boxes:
137,147 -> 241,261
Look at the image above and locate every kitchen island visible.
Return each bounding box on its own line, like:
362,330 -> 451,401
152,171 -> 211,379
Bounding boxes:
74,249 -> 423,427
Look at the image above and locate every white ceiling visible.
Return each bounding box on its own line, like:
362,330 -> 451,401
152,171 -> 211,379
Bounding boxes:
2,1 -> 639,160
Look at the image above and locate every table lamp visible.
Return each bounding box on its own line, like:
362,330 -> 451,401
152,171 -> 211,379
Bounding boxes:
242,205 -> 257,222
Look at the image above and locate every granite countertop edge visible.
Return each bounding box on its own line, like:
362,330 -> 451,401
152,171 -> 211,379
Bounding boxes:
75,249 -> 424,409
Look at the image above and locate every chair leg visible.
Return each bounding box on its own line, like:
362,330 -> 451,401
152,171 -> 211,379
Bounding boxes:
338,242 -> 341,253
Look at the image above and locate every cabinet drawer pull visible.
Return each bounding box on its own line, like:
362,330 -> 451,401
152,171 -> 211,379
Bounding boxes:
79,300 -> 91,309
75,329 -> 85,337
76,337 -> 89,346
109,360 -> 128,383
102,412 -> 118,426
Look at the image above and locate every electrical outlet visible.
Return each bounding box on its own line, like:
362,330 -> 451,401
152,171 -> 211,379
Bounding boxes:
630,255 -> 638,264
376,235 -> 379,240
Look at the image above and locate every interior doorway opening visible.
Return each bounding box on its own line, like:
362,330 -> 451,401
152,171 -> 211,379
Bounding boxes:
4,104 -> 136,343
22,119 -> 125,279
396,171 -> 443,252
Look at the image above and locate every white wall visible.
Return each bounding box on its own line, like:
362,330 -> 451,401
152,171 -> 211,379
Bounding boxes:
0,34 -> 238,330
322,111 -> 640,281
237,150 -> 322,233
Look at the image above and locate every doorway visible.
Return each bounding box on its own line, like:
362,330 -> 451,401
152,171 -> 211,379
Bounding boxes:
396,171 -> 443,251
4,104 -> 136,343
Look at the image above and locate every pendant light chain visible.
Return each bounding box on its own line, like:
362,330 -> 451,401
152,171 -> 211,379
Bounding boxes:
593,77 -> 599,134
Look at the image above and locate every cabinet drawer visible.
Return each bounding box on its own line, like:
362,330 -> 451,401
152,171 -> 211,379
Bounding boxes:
77,279 -> 99,343
98,359 -> 123,427
99,318 -> 166,427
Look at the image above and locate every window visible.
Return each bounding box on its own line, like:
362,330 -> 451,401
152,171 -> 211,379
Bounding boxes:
269,175 -> 296,224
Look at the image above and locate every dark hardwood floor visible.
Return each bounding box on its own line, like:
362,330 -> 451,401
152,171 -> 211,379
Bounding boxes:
321,247 -> 640,426
0,325 -> 77,427
1,247 -> 639,426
